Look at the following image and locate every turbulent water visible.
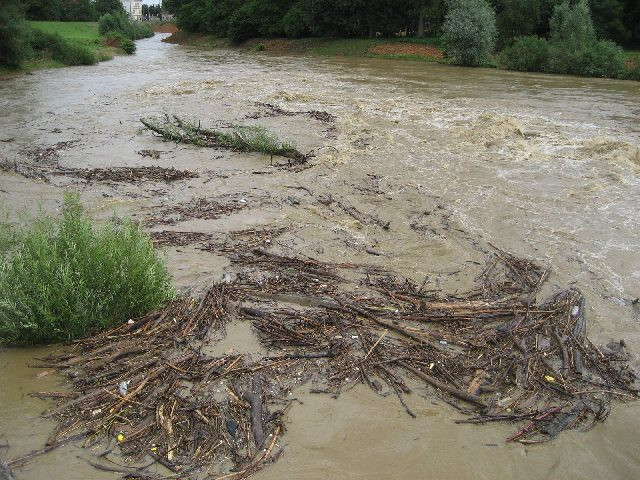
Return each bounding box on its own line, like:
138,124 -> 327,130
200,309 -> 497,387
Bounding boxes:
1,34 -> 640,479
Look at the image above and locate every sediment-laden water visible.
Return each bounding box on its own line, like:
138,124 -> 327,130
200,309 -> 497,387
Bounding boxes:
1,34 -> 639,479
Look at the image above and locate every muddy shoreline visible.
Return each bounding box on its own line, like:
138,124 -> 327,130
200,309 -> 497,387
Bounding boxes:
1,34 -> 640,479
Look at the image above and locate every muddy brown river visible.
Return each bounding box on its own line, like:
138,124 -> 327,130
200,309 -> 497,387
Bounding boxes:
1,34 -> 640,479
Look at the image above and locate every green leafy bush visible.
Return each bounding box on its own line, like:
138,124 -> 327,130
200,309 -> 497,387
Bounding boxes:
30,30 -> 96,66
442,0 -> 497,66
501,35 -> 551,72
99,11 -> 153,41
104,31 -> 136,54
620,62 -> 640,81
131,21 -> 154,40
0,0 -> 31,69
99,11 -> 129,36
0,194 -> 174,346
281,4 -> 309,38
574,39 -> 625,77
499,1 -> 630,80
121,38 -> 136,54
227,8 -> 256,44
549,0 -> 595,53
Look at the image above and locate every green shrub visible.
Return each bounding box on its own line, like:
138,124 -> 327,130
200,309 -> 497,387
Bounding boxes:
499,1 -> 627,79
620,62 -> 640,81
281,4 -> 309,38
104,30 -> 136,54
550,0 -> 595,53
131,21 -> 154,40
104,30 -> 128,44
121,38 -> 136,54
442,0 -> 497,66
99,12 -> 129,36
573,40 -> 625,77
545,0 -> 624,79
52,39 -> 96,65
30,30 -> 96,66
99,11 -> 153,41
501,35 -> 551,72
0,194 -> 174,346
227,9 -> 256,44
0,0 -> 31,69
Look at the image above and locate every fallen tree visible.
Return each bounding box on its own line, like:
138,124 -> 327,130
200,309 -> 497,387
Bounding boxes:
140,115 -> 312,166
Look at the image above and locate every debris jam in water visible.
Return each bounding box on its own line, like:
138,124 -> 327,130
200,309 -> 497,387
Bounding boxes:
10,247 -> 637,478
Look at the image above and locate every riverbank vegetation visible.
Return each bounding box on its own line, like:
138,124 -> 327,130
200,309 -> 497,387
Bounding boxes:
0,194 -> 174,346
164,0 -> 640,80
0,0 -> 153,73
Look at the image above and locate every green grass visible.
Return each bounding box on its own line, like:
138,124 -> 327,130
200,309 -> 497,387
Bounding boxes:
29,21 -> 101,42
30,20 -> 115,58
2,21 -> 113,76
310,38 -> 378,56
0,194 -> 174,346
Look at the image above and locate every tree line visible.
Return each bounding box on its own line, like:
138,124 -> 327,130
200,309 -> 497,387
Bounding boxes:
163,0 -> 639,48
24,1 -> 163,22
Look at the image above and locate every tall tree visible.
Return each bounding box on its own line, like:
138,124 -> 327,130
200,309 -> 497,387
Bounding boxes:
549,0 -> 595,51
591,0 -> 628,44
624,0 -> 640,46
26,0 -> 64,20
496,0 -> 540,47
64,0 -> 97,21
0,0 -> 31,68
95,0 -> 125,16
442,0 -> 497,66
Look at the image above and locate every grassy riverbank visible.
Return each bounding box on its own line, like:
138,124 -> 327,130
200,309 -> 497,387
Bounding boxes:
28,21 -> 118,66
165,32 -> 639,80
1,16 -> 154,78
165,33 -> 446,63
0,21 -> 116,77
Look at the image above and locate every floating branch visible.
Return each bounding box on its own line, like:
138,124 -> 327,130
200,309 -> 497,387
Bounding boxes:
140,115 -> 312,166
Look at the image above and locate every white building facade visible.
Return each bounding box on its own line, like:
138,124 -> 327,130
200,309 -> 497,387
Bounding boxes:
122,1 -> 143,21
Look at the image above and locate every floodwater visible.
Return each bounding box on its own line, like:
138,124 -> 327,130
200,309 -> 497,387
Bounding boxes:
1,34 -> 640,479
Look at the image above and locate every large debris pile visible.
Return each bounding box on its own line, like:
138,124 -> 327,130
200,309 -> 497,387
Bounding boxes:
11,248 -> 638,478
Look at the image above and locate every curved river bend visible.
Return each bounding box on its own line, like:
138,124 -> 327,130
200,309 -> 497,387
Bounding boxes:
1,34 -> 639,480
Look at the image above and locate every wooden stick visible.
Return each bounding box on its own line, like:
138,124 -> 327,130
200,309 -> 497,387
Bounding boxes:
397,361 -> 487,409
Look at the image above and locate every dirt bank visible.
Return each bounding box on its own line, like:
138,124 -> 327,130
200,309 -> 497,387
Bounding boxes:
163,32 -> 445,61
152,22 -> 179,34
370,43 -> 444,59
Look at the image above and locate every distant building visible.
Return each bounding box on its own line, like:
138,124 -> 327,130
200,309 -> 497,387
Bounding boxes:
122,1 -> 143,21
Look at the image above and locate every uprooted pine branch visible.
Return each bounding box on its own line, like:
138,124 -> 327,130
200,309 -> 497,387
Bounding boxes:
140,115 -> 312,166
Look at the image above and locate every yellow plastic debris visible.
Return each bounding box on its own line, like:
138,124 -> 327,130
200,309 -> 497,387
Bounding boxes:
116,433 -> 125,443
544,375 -> 555,383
